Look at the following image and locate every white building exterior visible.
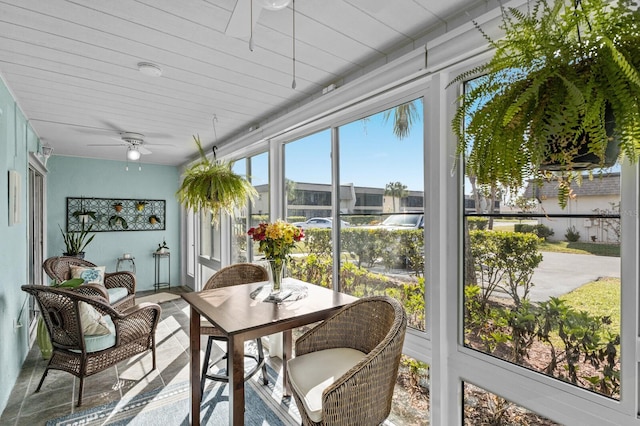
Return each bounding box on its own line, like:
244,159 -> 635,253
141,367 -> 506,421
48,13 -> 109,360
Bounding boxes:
523,173 -> 621,243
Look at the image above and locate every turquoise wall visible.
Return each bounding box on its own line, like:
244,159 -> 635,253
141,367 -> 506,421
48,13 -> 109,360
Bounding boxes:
0,79 -> 35,414
46,156 -> 181,291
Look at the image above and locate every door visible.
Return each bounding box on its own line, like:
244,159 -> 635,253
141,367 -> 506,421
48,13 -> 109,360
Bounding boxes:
28,158 -> 46,328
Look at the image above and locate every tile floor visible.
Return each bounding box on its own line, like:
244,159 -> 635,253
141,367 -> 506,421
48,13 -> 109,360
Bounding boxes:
0,287 -> 287,426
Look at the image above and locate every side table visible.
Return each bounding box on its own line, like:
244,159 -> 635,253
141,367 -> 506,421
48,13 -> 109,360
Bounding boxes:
153,252 -> 170,291
116,256 -> 136,273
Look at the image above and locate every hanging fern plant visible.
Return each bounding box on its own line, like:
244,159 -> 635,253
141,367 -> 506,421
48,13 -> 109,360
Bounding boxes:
176,135 -> 257,222
450,0 -> 640,207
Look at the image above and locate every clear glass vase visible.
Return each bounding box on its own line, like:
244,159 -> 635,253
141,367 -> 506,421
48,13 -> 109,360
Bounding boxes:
268,259 -> 285,293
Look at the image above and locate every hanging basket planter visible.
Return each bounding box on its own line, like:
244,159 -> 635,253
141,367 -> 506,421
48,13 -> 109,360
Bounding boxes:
176,135 -> 257,222
538,105 -> 620,172
450,0 -> 640,208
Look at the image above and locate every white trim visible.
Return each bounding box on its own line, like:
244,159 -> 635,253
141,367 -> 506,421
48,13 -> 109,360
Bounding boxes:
214,47 -> 428,160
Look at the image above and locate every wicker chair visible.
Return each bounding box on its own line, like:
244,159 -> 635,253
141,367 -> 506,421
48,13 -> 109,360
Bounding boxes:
43,256 -> 136,309
286,295 -> 407,425
21,285 -> 161,406
200,263 -> 269,399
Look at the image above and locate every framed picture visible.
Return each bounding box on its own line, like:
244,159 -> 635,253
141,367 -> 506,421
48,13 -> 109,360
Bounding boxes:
8,170 -> 21,226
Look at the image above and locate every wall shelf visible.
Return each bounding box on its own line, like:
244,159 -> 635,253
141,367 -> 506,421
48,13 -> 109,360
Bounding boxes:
66,197 -> 166,232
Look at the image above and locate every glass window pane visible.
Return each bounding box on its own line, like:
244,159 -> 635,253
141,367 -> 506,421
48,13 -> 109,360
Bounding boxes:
249,152 -> 270,260
462,75 -> 621,399
463,382 -> 562,425
338,99 -> 425,331
391,357 -> 430,425
200,210 -> 213,259
232,159 -> 249,263
284,130 -> 333,285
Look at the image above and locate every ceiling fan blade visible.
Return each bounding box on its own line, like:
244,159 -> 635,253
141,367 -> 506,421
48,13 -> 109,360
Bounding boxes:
73,127 -> 118,135
87,143 -> 127,147
225,0 -> 263,38
98,119 -> 125,133
138,146 -> 152,155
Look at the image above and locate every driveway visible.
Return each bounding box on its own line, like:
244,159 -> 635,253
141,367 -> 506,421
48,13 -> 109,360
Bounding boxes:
520,251 -> 620,302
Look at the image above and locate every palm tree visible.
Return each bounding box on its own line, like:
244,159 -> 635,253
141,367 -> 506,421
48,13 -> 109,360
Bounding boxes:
383,100 -> 419,140
385,181 -> 408,212
285,178 -> 297,204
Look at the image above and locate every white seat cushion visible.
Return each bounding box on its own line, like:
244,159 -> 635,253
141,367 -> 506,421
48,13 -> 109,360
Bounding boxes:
287,348 -> 366,423
106,287 -> 128,304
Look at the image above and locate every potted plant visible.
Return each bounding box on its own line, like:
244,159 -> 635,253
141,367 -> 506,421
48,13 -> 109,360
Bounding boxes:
135,200 -> 148,211
148,214 -> 161,225
156,239 -> 169,254
112,202 -> 123,212
59,224 -> 95,258
72,197 -> 96,225
176,135 -> 257,222
450,0 -> 640,207
108,215 -> 128,229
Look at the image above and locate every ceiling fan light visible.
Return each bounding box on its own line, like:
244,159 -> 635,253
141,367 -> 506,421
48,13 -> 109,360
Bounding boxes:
259,0 -> 291,10
137,62 -> 162,77
127,147 -> 141,161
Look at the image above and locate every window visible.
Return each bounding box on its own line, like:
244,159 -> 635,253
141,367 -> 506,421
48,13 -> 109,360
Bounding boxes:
247,152 -> 270,262
338,99 -> 426,331
463,383 -> 560,425
461,76 -> 622,400
284,130 -> 333,282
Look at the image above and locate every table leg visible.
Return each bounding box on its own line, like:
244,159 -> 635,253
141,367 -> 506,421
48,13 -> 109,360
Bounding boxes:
282,329 -> 292,396
189,307 -> 201,426
228,335 -> 245,426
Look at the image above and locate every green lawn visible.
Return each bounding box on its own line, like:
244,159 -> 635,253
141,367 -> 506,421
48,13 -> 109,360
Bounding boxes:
539,241 -> 620,257
559,277 -> 621,334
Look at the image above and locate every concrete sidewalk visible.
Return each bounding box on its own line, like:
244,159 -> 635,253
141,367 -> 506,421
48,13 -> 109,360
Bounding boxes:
495,251 -> 620,302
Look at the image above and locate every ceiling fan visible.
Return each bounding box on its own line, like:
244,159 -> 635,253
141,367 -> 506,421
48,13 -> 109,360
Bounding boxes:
88,132 -> 171,160
225,0 -> 388,42
225,0 -> 291,39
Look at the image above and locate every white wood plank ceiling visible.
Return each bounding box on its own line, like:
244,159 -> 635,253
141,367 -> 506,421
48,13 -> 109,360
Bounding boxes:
0,0 -> 491,166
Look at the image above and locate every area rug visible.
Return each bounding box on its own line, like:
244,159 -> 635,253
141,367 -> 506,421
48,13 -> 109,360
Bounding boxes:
136,291 -> 182,304
46,364 -> 300,426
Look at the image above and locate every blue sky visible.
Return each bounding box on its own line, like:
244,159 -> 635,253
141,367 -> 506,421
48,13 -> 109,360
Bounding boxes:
283,100 -> 425,191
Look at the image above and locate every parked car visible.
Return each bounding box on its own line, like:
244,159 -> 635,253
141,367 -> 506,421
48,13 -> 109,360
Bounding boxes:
368,213 -> 424,230
292,217 -> 350,229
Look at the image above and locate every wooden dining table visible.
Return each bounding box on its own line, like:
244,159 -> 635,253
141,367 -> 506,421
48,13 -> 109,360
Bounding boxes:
181,277 -> 358,426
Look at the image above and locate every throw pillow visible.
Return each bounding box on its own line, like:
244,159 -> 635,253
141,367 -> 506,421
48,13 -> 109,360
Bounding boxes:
70,265 -> 106,285
78,302 -> 111,335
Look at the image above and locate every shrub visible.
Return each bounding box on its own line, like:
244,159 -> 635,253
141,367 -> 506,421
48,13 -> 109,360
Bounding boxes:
465,293 -> 621,397
397,230 -> 425,276
303,228 -> 332,256
467,217 -> 489,230
342,215 -> 382,226
514,223 -> 554,240
537,297 -> 620,396
565,226 -> 580,242
288,254 -> 424,329
535,224 -> 554,240
469,230 -> 543,307
341,228 -> 393,268
286,216 -> 306,224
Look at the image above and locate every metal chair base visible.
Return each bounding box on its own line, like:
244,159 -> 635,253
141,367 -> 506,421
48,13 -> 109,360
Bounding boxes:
200,335 -> 268,401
